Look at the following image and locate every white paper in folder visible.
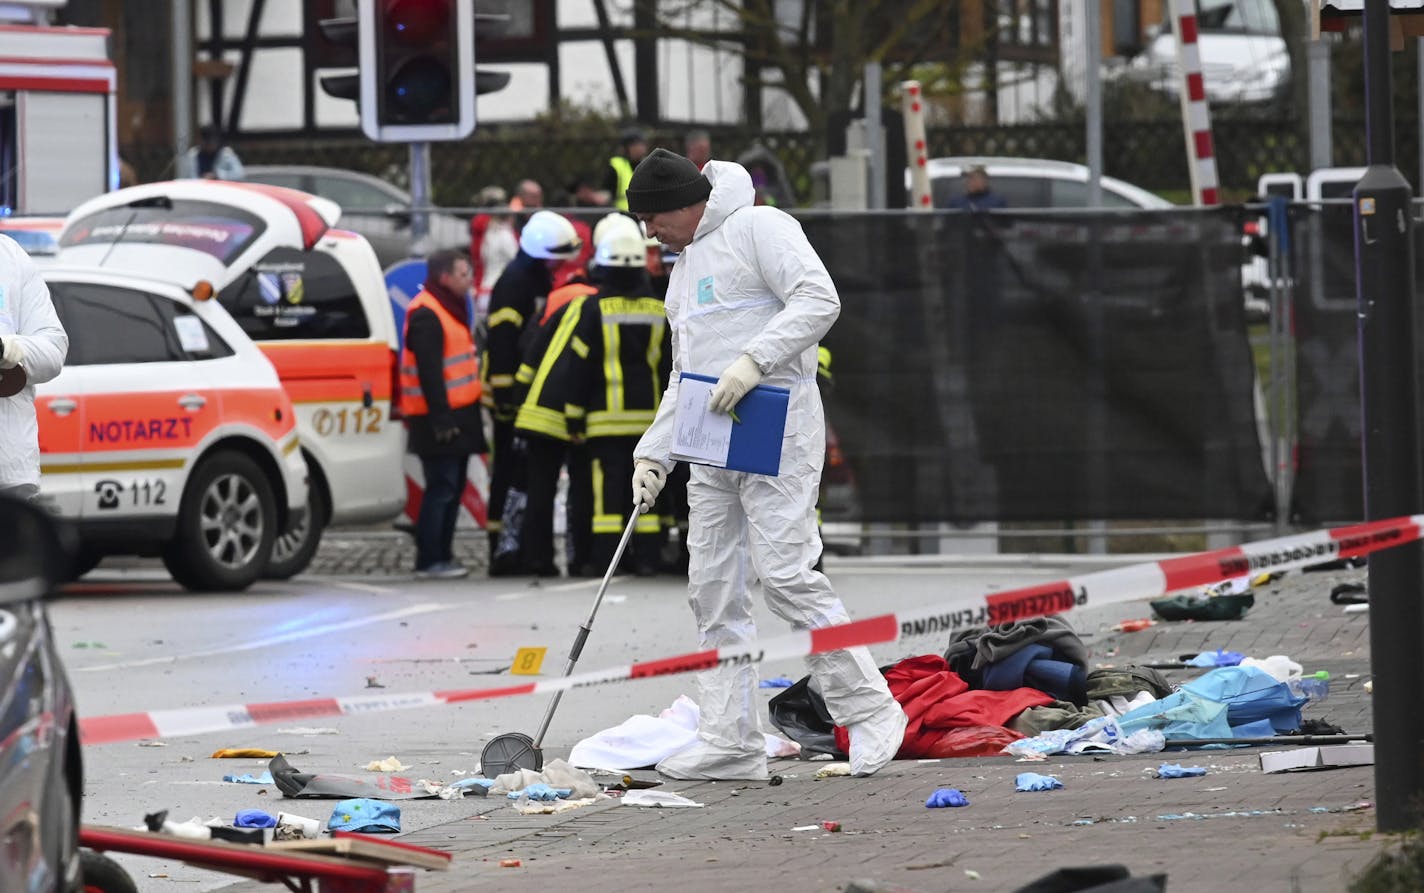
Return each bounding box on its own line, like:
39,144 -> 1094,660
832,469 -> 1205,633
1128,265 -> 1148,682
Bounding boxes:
670,376 -> 733,465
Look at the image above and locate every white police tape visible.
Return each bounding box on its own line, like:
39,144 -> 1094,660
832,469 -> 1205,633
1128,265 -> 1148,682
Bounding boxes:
78,514 -> 1421,745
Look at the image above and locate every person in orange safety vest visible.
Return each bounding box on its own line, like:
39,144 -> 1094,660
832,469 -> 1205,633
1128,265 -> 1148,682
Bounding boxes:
400,248 -> 487,579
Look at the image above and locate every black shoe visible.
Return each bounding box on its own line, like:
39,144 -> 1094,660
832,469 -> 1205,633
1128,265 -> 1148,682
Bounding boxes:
489,556 -> 521,577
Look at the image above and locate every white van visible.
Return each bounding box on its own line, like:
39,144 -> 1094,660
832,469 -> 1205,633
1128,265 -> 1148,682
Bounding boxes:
1117,0 -> 1289,106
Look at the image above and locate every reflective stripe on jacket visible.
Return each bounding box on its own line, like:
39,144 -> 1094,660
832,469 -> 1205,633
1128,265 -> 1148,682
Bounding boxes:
399,289 -> 480,416
566,292 -> 670,439
514,297 -> 588,441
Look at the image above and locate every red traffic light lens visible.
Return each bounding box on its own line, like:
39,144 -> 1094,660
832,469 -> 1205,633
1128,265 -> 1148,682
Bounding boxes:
384,0 -> 450,45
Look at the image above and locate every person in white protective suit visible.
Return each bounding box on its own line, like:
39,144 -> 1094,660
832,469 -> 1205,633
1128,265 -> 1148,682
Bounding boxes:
0,234 -> 68,501
626,148 -> 908,780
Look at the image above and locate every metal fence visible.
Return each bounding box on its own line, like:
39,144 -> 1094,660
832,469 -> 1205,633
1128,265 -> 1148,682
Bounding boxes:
126,115 -> 1407,209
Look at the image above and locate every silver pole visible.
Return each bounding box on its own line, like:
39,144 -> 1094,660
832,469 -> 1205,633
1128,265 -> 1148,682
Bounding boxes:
1309,39 -> 1333,172
1084,0 -> 1102,206
172,0 -> 193,175
409,141 -> 431,257
865,62 -> 884,210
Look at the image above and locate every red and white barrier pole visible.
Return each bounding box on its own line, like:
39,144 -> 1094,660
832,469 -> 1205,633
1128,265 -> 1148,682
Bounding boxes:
1170,0 -> 1221,206
902,80 -> 932,211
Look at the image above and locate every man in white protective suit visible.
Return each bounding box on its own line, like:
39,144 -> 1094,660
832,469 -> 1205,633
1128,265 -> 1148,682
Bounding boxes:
627,148 -> 907,780
0,233 -> 68,502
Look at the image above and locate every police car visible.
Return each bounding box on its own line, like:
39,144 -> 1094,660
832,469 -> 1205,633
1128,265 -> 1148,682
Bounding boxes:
36,266 -> 307,591
56,181 -> 406,579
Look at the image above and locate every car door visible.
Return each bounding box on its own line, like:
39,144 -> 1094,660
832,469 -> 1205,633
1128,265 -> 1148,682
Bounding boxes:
50,281 -> 222,522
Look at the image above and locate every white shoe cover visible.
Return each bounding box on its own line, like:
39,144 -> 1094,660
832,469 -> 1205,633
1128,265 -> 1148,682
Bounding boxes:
848,703 -> 908,777
656,740 -> 769,781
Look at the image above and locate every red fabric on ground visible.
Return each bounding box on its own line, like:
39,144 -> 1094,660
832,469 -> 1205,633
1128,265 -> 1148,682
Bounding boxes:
833,655 -> 1050,758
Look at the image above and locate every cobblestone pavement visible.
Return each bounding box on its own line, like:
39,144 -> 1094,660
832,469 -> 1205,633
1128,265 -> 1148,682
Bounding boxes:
214,534 -> 1398,893
307,527 -> 490,577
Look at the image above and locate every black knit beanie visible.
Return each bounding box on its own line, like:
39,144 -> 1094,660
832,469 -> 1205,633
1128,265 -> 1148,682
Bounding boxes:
625,148 -> 712,214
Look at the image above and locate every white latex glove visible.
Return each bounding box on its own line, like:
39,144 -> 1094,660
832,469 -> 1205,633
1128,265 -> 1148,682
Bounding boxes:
632,459 -> 667,514
0,335 -> 22,370
708,354 -> 762,414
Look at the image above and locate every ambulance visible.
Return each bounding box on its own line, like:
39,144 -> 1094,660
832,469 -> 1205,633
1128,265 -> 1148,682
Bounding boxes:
36,266 -> 307,592
55,180 -> 406,578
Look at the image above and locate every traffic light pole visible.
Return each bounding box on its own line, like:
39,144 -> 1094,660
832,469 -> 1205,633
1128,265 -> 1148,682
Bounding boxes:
409,141 -> 432,257
1354,1 -> 1424,834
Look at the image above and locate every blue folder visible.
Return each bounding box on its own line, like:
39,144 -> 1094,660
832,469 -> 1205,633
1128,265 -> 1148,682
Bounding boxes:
677,372 -> 789,476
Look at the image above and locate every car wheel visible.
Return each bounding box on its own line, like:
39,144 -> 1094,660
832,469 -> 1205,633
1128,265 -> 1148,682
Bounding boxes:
162,452 -> 276,592
263,480 -> 329,580
79,850 -> 138,893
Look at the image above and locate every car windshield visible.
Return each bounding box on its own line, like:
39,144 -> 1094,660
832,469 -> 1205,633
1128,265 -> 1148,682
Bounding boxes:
59,199 -> 266,265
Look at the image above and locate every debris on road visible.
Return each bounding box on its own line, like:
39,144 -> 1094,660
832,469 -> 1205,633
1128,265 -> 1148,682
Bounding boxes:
926,788 -> 969,808
363,756 -> 409,772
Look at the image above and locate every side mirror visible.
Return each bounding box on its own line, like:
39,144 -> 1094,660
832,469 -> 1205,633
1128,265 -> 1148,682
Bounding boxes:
385,204 -> 412,227
0,495 -> 74,599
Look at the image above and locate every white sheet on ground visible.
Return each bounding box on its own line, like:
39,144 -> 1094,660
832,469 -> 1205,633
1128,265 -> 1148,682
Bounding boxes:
569,695 -> 800,771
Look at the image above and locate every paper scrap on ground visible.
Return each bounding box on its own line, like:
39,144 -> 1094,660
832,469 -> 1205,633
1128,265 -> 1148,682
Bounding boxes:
222,771 -> 274,785
212,748 -> 280,759
670,376 -> 732,465
622,790 -> 704,808
512,796 -> 600,815
814,763 -> 852,779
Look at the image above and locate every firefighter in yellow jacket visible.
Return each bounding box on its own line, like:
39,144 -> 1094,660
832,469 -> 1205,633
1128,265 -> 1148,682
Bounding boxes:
400,249 -> 486,579
554,217 -> 672,575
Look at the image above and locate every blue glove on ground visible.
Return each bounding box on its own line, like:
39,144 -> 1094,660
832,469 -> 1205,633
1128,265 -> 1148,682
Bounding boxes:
1157,763 -> 1207,779
508,783 -> 573,801
925,788 -> 969,808
1015,772 -> 1064,792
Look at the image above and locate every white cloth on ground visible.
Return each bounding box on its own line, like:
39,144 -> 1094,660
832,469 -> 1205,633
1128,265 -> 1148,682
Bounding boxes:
569,695 -> 800,772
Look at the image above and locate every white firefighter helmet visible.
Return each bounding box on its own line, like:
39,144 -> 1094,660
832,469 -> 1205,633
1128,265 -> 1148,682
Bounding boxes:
520,210 -> 582,260
594,224 -> 649,269
591,211 -> 642,249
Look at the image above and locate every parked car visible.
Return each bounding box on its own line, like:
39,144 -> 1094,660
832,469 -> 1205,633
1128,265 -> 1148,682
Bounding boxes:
56,180 -> 407,580
917,156 -> 1174,211
1114,0 -> 1288,106
242,165 -> 470,269
0,493 -> 135,892
36,266 -> 309,591
917,156 -> 1269,320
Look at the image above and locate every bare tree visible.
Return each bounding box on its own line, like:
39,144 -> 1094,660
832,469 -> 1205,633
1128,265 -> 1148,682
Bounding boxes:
647,0 -> 970,135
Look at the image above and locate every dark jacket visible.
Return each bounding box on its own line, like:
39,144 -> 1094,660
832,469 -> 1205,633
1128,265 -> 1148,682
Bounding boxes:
484,249 -> 554,420
404,281 -> 488,457
564,269 -> 671,439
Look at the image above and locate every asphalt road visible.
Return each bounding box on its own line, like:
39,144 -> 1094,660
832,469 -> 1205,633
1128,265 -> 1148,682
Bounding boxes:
58,555 -> 1147,891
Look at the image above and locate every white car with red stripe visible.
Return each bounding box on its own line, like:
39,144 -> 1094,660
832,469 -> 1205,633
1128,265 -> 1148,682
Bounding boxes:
36,266 -> 307,591
56,180 -> 406,578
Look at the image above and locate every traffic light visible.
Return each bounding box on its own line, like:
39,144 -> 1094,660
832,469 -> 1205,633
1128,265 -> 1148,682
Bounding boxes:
358,0 -> 475,142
